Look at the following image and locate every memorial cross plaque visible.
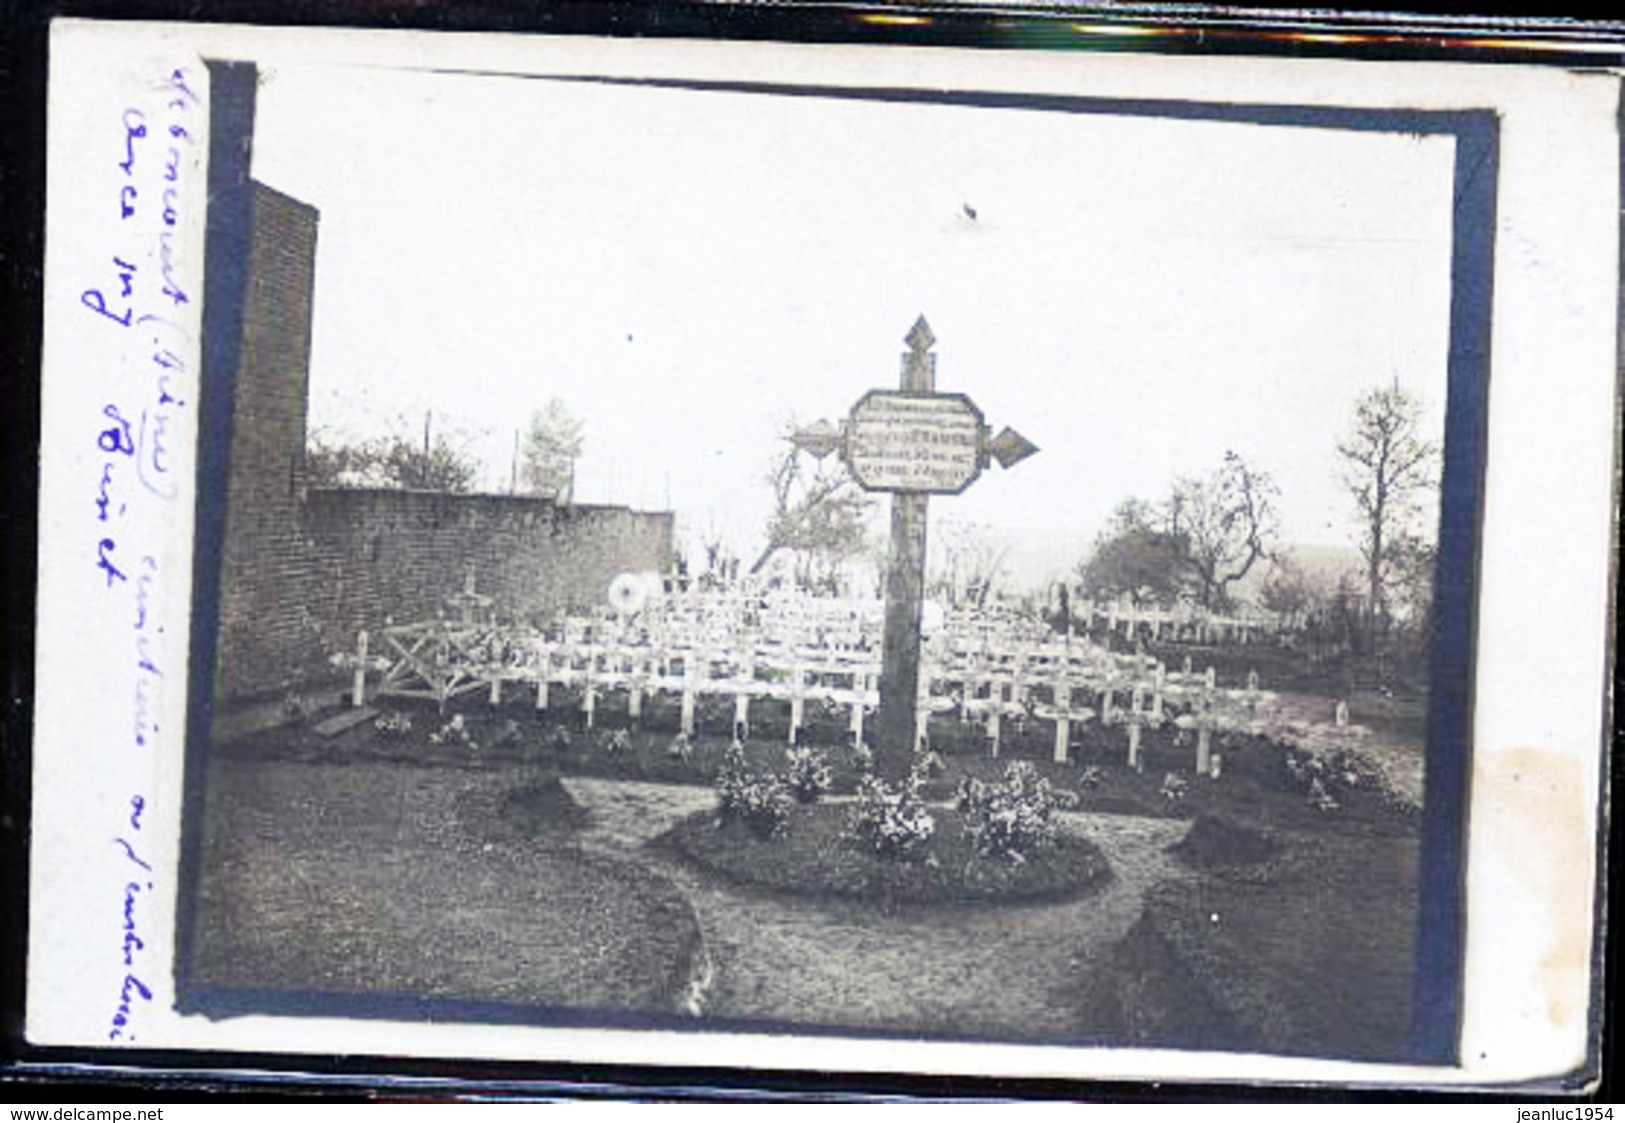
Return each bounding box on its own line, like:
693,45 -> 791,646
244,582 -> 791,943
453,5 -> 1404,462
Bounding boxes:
847,390 -> 984,495
797,315 -> 1037,780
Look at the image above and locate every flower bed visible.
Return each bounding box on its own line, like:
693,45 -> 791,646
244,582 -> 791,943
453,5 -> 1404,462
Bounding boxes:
659,801 -> 1111,905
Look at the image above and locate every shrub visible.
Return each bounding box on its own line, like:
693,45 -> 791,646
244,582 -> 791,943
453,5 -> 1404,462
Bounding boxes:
429,713 -> 478,750
846,771 -> 935,861
1379,787 -> 1424,820
851,741 -> 874,773
1306,776 -> 1340,813
1160,772 -> 1189,806
374,711 -> 413,740
957,761 -> 1070,863
281,686 -> 311,725
953,775 -> 980,813
716,740 -> 791,839
784,745 -> 833,804
716,739 -> 750,812
1282,747 -> 1386,812
735,775 -> 794,839
694,695 -> 735,734
667,731 -> 694,762
1329,748 -> 1386,791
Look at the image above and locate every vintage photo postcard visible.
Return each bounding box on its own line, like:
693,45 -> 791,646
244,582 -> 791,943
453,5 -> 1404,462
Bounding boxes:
25,17 -> 1619,1092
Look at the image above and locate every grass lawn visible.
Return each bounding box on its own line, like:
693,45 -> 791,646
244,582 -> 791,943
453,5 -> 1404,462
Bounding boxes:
187,759 -> 703,1017
197,688 -> 1426,1056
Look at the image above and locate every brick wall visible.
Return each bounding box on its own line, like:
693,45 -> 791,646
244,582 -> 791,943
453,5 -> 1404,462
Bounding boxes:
210,182 -> 674,703
217,487 -> 673,701
296,489 -> 673,664
213,182 -> 321,703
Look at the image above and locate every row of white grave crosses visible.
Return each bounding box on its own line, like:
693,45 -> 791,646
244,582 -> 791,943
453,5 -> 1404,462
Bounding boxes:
347,605 -> 1350,774
1081,599 -> 1274,646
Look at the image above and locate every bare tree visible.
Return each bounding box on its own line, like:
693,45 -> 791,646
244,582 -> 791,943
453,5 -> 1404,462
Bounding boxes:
696,521 -> 741,590
929,516 -> 1012,609
1336,381 -> 1439,625
1076,458 -> 1279,614
750,426 -> 874,591
1168,451 -> 1281,611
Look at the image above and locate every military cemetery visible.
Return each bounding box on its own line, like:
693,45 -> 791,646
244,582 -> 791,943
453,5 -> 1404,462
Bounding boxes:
186,57 -> 1451,1066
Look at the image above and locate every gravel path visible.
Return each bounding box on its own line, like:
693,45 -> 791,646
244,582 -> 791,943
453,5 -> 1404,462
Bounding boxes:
563,778 -> 1189,1039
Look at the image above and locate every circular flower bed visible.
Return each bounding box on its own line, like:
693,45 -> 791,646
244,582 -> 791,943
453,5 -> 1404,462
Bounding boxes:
660,800 -> 1112,906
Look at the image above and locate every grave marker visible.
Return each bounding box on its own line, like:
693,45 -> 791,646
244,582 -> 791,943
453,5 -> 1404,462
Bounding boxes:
1195,685 -> 1215,775
798,316 -> 1036,780
352,630 -> 369,707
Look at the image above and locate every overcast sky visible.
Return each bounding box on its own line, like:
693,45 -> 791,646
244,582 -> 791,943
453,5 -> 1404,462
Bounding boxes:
250,61 -> 1455,588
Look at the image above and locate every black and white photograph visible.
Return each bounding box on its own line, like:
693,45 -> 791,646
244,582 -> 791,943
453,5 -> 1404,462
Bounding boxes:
176,47 -> 1481,1063
25,17 -> 1618,1092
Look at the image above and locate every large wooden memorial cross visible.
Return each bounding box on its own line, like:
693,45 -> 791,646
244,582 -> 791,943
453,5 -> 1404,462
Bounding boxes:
795,316 -> 1037,780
